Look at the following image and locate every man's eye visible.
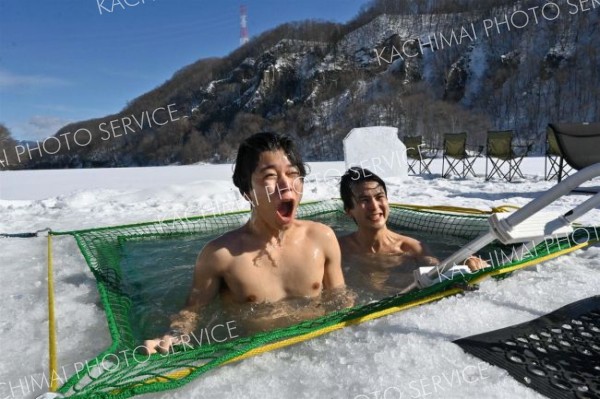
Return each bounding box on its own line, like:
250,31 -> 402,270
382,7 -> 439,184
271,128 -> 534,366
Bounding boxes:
288,171 -> 300,177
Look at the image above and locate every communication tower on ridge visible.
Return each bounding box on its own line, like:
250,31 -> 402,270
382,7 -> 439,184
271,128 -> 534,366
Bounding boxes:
240,5 -> 249,46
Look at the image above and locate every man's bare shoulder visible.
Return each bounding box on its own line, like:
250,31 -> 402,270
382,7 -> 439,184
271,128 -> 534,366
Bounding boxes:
395,233 -> 427,255
299,219 -> 337,240
196,227 -> 245,269
210,226 -> 246,246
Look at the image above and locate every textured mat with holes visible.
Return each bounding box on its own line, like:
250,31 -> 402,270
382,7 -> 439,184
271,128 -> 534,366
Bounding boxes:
454,296 -> 600,399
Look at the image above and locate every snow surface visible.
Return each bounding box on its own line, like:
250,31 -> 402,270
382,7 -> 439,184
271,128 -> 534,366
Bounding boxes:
1,158 -> 599,399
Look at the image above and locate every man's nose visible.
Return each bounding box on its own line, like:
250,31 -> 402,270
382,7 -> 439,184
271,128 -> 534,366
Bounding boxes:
367,197 -> 377,210
275,175 -> 294,198
277,174 -> 292,190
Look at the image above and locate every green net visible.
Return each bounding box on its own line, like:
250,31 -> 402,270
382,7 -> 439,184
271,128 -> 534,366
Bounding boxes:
50,199 -> 599,399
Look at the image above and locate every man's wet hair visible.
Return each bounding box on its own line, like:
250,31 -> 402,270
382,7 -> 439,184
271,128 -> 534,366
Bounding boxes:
233,132 -> 307,197
340,167 -> 387,211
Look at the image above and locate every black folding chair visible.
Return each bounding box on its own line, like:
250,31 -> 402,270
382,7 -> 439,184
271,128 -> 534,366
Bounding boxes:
545,125 -> 576,182
485,130 -> 531,182
548,123 -> 600,190
441,133 -> 481,178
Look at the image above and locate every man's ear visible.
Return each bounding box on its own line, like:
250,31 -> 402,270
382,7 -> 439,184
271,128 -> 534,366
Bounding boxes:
344,208 -> 357,224
243,190 -> 258,208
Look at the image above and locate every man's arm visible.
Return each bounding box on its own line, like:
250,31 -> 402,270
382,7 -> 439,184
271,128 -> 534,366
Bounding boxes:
320,225 -> 345,289
318,224 -> 359,310
143,241 -> 226,354
407,237 -> 487,271
169,242 -> 225,332
404,237 -> 440,266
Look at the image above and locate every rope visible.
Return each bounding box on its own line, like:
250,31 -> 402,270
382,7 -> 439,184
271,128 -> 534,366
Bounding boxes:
47,233 -> 59,392
0,227 -> 51,238
390,203 -> 520,215
491,205 -> 521,213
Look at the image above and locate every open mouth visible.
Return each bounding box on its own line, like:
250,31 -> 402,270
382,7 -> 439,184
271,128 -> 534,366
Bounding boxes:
277,200 -> 295,219
369,213 -> 383,221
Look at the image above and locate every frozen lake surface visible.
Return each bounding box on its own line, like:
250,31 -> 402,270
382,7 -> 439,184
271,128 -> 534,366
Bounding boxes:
1,157 -> 599,399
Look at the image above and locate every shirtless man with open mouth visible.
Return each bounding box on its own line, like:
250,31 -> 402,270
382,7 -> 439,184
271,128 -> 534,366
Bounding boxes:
144,132 -> 348,354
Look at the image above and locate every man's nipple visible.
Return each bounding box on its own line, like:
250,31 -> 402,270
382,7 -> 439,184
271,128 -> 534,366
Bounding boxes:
246,294 -> 257,302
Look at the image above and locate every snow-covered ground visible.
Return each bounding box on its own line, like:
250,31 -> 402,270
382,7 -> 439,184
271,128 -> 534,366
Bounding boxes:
1,157 -> 599,399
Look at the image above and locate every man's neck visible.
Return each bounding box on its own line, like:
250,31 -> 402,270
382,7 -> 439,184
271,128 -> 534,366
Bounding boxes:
246,212 -> 290,245
354,226 -> 395,253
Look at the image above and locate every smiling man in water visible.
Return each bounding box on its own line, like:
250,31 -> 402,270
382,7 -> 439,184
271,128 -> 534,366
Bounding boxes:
338,167 -> 486,294
144,132 -> 347,354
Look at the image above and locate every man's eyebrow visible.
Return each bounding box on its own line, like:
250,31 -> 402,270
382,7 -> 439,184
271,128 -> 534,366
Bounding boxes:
354,189 -> 385,199
257,163 -> 297,174
257,164 -> 277,173
356,193 -> 375,200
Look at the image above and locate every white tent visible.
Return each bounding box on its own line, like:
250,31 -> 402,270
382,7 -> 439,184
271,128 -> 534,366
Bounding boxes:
343,126 -> 408,179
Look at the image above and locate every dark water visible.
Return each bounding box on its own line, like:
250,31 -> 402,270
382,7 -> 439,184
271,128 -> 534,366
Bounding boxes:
119,212 -> 470,342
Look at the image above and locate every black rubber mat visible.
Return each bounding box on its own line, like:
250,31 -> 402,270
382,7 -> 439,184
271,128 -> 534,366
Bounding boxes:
454,296 -> 600,399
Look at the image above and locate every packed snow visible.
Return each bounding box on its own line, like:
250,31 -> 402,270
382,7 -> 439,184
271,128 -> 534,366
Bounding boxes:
1,157 -> 599,399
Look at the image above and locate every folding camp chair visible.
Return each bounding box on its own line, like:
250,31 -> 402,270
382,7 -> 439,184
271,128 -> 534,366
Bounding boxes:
404,136 -> 421,174
549,122 -> 600,191
485,130 -> 531,182
545,126 -> 571,181
403,136 -> 438,175
441,132 -> 481,178
549,123 -> 600,170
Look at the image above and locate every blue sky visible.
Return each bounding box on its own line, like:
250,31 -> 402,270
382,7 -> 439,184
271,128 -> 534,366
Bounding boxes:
0,0 -> 369,141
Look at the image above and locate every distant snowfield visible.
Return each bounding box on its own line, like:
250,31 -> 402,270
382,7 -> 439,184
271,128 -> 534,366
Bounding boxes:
1,157 -> 599,399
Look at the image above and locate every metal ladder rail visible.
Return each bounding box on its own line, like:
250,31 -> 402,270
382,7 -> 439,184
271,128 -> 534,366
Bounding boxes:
401,163 -> 600,293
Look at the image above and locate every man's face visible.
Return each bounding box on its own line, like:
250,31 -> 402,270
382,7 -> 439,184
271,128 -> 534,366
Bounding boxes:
346,180 -> 389,230
247,149 -> 304,229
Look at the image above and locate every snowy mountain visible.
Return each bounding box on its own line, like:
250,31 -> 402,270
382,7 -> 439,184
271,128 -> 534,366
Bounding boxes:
3,0 -> 599,169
